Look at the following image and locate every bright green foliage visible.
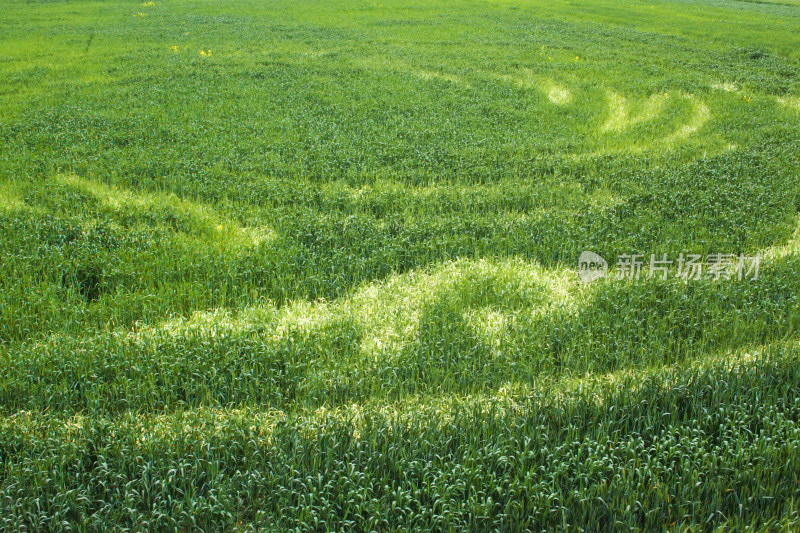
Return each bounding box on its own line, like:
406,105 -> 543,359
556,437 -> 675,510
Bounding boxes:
1,0 -> 800,530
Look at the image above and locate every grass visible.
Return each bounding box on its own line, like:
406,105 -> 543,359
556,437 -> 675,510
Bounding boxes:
1,0 -> 800,530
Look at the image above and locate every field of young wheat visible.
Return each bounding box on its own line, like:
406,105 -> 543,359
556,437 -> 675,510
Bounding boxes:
2,0 -> 800,530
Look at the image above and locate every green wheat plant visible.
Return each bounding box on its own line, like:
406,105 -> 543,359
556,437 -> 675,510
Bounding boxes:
1,0 -> 800,529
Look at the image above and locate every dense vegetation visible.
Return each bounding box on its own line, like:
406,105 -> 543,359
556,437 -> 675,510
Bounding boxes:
1,0 -> 799,530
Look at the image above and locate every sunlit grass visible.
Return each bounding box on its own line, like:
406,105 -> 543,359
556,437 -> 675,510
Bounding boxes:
59,174 -> 274,248
1,0 -> 800,529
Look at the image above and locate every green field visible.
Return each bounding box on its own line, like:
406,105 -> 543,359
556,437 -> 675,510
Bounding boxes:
2,0 -> 800,530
